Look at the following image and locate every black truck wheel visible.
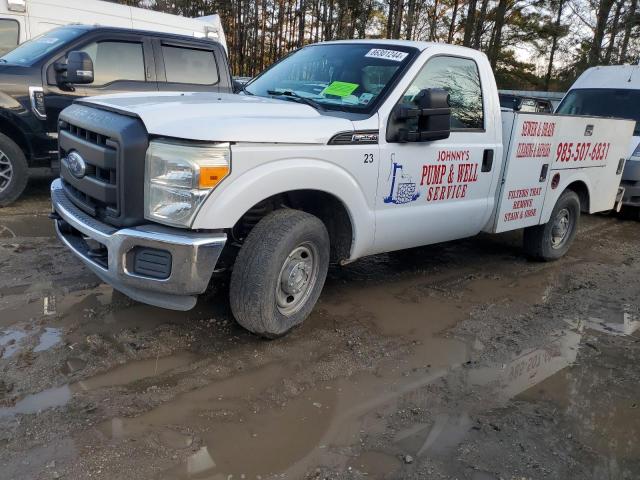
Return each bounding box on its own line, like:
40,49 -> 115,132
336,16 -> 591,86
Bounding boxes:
229,209 -> 330,338
523,190 -> 580,261
0,133 -> 28,207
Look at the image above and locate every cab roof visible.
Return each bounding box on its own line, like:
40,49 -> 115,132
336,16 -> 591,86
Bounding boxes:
571,64 -> 640,90
316,39 -> 480,55
52,24 -> 222,47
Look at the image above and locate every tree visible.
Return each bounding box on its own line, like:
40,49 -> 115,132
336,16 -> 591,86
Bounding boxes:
111,0 -> 640,88
545,0 -> 566,90
589,0 -> 616,65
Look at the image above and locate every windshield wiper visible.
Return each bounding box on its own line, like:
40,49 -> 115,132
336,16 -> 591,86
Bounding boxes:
267,89 -> 325,111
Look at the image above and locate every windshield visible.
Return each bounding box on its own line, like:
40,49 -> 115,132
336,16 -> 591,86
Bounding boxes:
245,43 -> 418,113
556,88 -> 640,136
0,27 -> 85,66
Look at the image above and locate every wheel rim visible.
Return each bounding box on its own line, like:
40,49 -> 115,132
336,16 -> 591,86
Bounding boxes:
550,208 -> 571,249
0,150 -> 12,193
276,242 -> 319,316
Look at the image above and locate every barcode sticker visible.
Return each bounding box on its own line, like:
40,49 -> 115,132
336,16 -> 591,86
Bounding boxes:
365,48 -> 409,62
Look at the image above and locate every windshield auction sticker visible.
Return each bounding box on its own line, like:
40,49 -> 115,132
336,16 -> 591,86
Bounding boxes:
365,48 -> 409,62
322,81 -> 359,97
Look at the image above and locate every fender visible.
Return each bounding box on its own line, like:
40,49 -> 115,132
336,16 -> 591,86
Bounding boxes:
192,157 -> 376,260
0,108 -> 35,157
539,171 -> 593,224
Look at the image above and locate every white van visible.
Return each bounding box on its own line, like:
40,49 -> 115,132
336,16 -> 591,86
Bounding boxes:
555,65 -> 640,210
0,0 -> 227,55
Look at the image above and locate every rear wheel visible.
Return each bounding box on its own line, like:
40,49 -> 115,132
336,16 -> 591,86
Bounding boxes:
523,190 -> 580,261
0,133 -> 28,207
229,209 -> 330,338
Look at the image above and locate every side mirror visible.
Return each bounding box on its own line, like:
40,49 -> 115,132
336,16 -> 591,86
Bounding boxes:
387,88 -> 451,143
59,51 -> 94,85
232,79 -> 245,94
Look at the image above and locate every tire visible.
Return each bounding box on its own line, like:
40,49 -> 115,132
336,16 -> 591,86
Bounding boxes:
523,190 -> 580,261
0,133 -> 28,207
229,209 -> 330,338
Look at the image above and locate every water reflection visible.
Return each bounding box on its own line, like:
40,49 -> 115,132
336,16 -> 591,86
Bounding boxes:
0,214 -> 54,238
0,329 -> 27,358
584,304 -> 640,336
468,323 -> 582,400
0,351 -> 198,418
33,327 -> 62,352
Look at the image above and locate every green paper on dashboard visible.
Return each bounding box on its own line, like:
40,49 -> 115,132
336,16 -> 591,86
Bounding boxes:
321,81 -> 359,97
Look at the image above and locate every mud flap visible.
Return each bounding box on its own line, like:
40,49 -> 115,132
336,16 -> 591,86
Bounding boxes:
615,186 -> 625,212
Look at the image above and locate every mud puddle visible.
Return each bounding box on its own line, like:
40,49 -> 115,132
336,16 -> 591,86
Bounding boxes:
516,304 -> 640,466
0,214 -> 53,238
0,351 -> 198,417
82,261 -> 562,480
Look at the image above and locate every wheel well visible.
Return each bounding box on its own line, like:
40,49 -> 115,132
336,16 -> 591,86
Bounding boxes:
0,116 -> 31,160
565,181 -> 589,212
231,190 -> 354,264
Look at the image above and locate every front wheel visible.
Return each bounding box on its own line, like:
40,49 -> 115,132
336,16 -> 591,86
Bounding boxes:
229,209 -> 330,338
0,133 -> 29,207
523,190 -> 580,261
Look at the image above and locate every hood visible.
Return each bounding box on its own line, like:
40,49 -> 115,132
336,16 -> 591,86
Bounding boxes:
80,92 -> 355,144
0,63 -> 32,74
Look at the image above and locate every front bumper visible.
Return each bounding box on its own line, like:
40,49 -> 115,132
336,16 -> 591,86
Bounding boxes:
51,178 -> 226,310
621,159 -> 640,207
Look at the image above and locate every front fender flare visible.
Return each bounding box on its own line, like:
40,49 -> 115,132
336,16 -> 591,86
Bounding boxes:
192,158 -> 375,260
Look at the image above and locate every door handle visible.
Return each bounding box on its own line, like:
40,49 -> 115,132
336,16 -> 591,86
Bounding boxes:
481,149 -> 494,172
540,163 -> 549,182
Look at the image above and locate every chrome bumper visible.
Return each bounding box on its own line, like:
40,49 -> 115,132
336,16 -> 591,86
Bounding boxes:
50,178 -> 226,310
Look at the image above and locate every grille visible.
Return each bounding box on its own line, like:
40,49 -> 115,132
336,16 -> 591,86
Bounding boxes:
58,103 -> 148,227
59,120 -> 119,219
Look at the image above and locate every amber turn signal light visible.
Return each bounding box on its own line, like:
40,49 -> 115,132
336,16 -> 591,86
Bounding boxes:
199,166 -> 229,189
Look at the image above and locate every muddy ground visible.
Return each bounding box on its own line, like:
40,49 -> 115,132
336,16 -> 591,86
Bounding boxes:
1,178 -> 639,480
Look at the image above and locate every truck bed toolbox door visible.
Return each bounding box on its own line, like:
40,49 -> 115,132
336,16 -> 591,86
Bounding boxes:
493,113 -> 556,233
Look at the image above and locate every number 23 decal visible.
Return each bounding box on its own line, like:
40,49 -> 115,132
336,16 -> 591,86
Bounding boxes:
363,153 -> 374,164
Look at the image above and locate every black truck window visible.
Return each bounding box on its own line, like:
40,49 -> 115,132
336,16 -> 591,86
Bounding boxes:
162,45 -> 219,85
80,41 -> 145,86
0,19 -> 19,56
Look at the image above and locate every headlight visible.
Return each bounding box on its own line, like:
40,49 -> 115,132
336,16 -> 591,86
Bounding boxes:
144,140 -> 230,227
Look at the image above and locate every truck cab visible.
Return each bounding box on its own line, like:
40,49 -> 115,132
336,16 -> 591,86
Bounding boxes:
50,40 -> 634,338
0,24 -> 231,205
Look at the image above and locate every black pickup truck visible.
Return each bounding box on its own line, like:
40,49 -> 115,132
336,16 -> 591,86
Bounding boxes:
0,24 -> 232,205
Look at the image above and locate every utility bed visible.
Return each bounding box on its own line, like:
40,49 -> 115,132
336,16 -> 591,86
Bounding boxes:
489,110 -> 630,233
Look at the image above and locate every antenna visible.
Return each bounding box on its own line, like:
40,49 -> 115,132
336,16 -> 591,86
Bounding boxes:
628,59 -> 640,82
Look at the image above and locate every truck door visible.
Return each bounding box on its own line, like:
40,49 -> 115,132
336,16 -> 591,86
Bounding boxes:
43,33 -> 157,134
152,39 -> 228,92
375,54 -> 501,253
74,35 -> 157,97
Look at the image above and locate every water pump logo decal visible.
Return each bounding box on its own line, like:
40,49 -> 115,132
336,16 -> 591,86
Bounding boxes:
383,155 -> 420,204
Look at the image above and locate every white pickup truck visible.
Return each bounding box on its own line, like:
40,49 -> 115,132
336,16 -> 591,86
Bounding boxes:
50,40 -> 634,337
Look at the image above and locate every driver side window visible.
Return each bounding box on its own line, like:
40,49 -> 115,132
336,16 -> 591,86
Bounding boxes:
403,56 -> 484,130
79,40 -> 145,87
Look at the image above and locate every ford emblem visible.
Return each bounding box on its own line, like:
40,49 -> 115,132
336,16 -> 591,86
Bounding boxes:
65,151 -> 86,179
